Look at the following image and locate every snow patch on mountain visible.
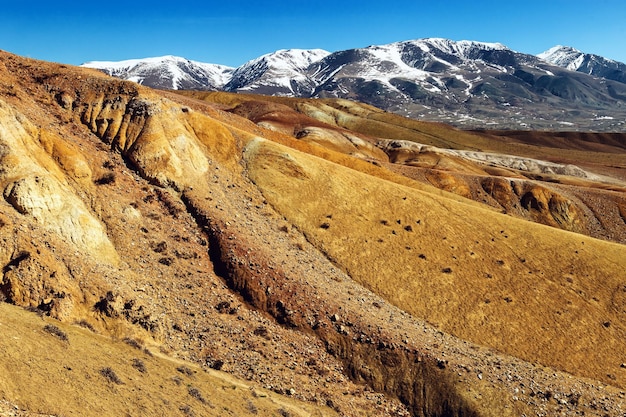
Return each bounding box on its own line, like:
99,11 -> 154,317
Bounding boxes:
82,55 -> 234,90
225,49 -> 330,95
355,44 -> 432,83
538,46 -> 586,71
538,46 -> 626,81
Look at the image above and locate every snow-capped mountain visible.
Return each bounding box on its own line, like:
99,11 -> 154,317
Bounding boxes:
306,38 -> 626,130
538,46 -> 626,84
309,38 -> 539,108
82,39 -> 626,131
82,55 -> 234,90
224,49 -> 330,96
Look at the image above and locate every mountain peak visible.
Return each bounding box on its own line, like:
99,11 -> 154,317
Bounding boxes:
537,45 -> 584,69
82,55 -> 234,90
400,38 -> 509,55
538,45 -> 626,84
224,48 -> 330,96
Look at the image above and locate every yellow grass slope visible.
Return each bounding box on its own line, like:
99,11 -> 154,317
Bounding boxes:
0,303 -> 337,417
244,136 -> 626,388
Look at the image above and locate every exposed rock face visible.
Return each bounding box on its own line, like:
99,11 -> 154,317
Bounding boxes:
480,177 -> 586,233
0,99 -> 118,264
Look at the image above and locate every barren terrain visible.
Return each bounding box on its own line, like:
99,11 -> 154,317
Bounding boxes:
1,51 -> 625,416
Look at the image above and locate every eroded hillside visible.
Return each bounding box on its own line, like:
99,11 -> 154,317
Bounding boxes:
181,91 -> 626,245
1,51 -> 626,417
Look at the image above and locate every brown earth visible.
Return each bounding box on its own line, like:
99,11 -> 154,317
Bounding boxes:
1,51 -> 626,417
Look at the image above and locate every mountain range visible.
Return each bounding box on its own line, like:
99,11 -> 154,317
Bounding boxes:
82,38 -> 626,131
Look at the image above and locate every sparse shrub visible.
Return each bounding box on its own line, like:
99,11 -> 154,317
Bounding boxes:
155,189 -> 184,218
278,408 -> 292,417
568,393 -> 581,406
179,405 -> 195,417
75,320 -> 96,332
175,249 -> 197,260
215,301 -> 229,312
442,267 -> 453,274
95,172 -> 116,185
25,306 -> 45,316
100,367 -> 123,384
43,324 -> 68,341
146,212 -> 160,220
123,337 -> 143,350
172,376 -> 183,386
94,291 -> 117,317
253,326 -> 270,340
132,358 -> 147,373
246,400 -> 258,414
188,386 -> 206,403
215,301 -> 237,315
159,257 -> 174,266
176,365 -> 194,376
102,160 -> 115,169
319,222 -> 330,229
152,241 -> 167,253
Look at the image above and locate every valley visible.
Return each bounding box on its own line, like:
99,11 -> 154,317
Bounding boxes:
0,49 -> 625,417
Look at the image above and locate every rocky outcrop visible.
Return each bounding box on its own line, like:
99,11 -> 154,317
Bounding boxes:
0,99 -> 118,264
69,87 -> 212,190
480,177 -> 586,233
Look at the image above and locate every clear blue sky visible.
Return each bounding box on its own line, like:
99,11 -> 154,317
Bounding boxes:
1,0 -> 625,66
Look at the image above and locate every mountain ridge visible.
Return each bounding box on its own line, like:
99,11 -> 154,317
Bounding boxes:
539,45 -> 626,84
82,55 -> 235,90
82,38 -> 626,131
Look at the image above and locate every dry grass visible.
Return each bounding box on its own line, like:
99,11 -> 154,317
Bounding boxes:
244,137 -> 626,388
0,303 -> 337,417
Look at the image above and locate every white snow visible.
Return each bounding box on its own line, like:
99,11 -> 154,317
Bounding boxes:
228,49 -> 330,93
358,44 -> 432,82
81,55 -> 235,89
538,46 -> 586,71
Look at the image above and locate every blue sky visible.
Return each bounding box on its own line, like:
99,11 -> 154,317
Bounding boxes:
1,0 -> 625,66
